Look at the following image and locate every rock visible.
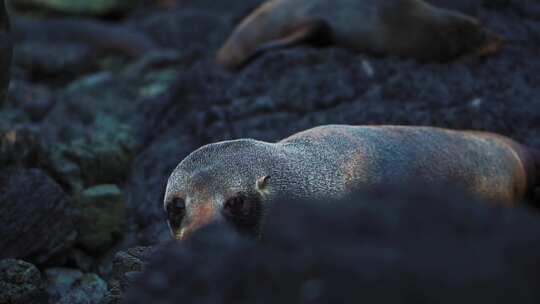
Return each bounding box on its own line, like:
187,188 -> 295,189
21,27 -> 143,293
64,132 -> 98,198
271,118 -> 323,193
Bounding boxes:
135,9 -> 232,51
77,185 -> 126,255
48,119 -> 136,192
11,0 -> 135,16
0,0 -> 12,105
0,125 -> 46,169
0,259 -> 49,304
7,81 -> 55,121
0,169 -> 79,264
45,268 -> 84,300
12,42 -> 97,83
124,186 -> 540,304
69,249 -> 99,273
122,50 -> 181,99
100,247 -> 156,304
45,268 -> 107,304
12,17 -> 160,61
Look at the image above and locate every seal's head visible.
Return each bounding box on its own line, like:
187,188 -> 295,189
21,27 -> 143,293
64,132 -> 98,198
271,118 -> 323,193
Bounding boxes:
414,9 -> 505,60
382,1 -> 505,61
164,139 -> 276,240
439,12 -> 505,59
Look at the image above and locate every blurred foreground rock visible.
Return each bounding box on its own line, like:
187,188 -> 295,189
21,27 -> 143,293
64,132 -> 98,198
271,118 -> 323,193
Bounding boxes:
0,259 -> 48,304
124,186 -> 540,304
0,169 -> 79,264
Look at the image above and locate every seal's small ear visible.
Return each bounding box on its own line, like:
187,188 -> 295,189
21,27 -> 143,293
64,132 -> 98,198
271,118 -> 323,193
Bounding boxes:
256,175 -> 271,195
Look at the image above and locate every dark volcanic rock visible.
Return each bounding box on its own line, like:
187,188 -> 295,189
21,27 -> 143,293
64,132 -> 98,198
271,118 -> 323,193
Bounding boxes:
124,187 -> 540,304
100,246 -> 156,304
0,169 -> 79,264
11,0 -> 134,16
76,185 -> 126,255
45,268 -> 107,304
135,9 -> 231,51
0,125 -> 46,169
12,17 -> 160,62
0,259 -> 49,304
13,42 -> 97,83
0,0 -> 12,104
8,80 -> 54,121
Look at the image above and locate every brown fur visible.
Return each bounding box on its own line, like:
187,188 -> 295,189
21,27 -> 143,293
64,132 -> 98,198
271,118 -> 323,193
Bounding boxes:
280,125 -> 536,205
179,203 -> 217,240
165,125 -> 538,239
216,0 -> 504,69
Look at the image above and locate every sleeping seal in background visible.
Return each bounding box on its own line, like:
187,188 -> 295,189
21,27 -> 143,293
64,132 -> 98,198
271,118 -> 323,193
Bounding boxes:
164,125 -> 539,240
216,0 -> 504,69
0,0 -> 12,103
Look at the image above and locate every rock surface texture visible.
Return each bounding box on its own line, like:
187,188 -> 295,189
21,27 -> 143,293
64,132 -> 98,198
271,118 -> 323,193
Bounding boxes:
0,169 -> 79,265
0,259 -> 49,304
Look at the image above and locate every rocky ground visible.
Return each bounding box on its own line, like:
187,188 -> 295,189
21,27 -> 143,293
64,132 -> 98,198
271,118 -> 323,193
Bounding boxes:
125,186 -> 540,304
1,0 -> 540,303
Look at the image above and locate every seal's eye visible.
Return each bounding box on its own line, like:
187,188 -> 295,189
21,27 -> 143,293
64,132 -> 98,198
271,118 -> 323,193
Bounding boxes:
167,197 -> 186,216
222,194 -> 262,236
223,195 -> 247,217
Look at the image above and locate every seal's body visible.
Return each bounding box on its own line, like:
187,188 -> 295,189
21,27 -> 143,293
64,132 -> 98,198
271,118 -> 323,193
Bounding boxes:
164,125 -> 539,240
216,0 -> 504,69
0,0 -> 12,103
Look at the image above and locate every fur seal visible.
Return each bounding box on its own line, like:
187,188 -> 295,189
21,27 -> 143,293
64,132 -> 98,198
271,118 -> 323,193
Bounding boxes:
216,0 -> 505,69
0,0 -> 12,103
164,125 -> 539,240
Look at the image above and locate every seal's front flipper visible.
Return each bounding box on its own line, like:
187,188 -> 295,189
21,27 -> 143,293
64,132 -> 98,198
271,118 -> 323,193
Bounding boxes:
246,19 -> 333,64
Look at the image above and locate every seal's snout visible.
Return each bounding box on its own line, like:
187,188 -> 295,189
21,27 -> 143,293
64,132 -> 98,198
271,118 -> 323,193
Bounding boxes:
176,203 -> 219,241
